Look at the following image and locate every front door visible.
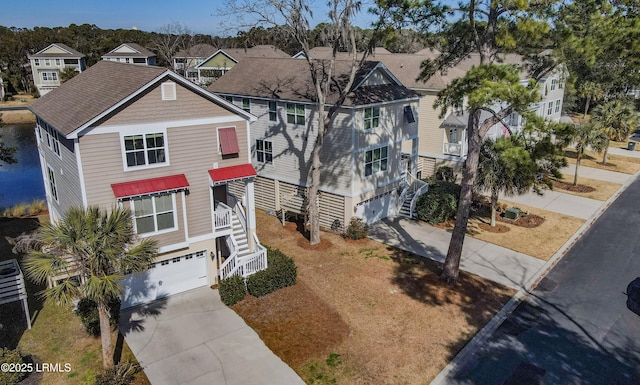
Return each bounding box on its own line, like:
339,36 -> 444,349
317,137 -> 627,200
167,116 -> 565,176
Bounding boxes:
212,185 -> 227,208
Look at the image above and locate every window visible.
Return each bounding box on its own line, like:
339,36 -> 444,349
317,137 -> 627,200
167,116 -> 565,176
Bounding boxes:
133,58 -> 146,64
404,106 -> 415,123
268,101 -> 277,121
125,58 -> 131,63
365,146 -> 388,176
256,139 -> 273,164
161,260 -> 170,266
547,101 -> 553,116
34,59 -> 40,66
364,106 -> 380,130
132,193 -> 176,235
161,82 -> 176,100
286,103 -> 305,125
44,59 -> 50,66
555,99 -> 561,113
242,98 -> 251,112
43,123 -> 61,156
551,79 -> 557,91
41,72 -> 58,81
448,128 -> 460,143
64,59 -> 79,65
454,103 -> 464,116
55,59 -> 61,66
47,166 -> 58,202
559,78 -> 564,89
124,133 -> 166,168
224,95 -> 233,103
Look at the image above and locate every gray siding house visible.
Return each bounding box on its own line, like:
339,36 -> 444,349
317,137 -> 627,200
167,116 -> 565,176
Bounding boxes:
209,58 -> 425,226
29,61 -> 266,308
101,43 -> 157,66
27,43 -> 87,96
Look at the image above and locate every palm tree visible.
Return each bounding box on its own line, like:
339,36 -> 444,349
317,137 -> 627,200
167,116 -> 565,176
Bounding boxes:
559,122 -> 608,185
24,206 -> 157,369
476,136 -> 538,226
577,81 -> 605,119
592,99 -> 639,164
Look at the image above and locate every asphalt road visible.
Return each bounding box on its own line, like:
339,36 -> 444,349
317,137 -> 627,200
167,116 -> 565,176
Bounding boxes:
449,177 -> 640,385
0,106 -> 29,111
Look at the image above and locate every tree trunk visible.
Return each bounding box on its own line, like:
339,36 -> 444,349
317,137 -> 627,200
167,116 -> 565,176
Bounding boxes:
308,134 -> 322,245
490,190 -> 498,227
573,151 -> 581,186
602,142 -> 609,165
98,302 -> 114,369
441,111 -> 482,282
583,97 -> 591,120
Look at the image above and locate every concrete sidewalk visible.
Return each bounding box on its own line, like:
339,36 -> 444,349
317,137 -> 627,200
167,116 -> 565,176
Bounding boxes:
561,163 -> 631,184
369,217 -> 545,290
500,188 -> 601,220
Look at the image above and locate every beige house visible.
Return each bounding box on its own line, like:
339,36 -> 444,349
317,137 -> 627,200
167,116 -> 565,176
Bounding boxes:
209,58 -> 426,227
27,43 -> 87,96
29,61 -> 266,308
172,43 -> 218,83
101,43 -> 157,65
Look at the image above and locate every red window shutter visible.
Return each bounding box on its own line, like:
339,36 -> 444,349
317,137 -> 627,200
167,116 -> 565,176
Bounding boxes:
219,127 -> 240,155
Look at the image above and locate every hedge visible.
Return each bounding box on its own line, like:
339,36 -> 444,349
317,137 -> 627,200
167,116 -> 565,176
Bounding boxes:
246,247 -> 297,297
74,298 -> 121,337
416,180 -> 461,224
219,275 -> 247,306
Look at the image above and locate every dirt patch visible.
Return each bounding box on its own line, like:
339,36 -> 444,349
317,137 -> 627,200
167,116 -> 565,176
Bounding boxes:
245,210 -> 515,384
552,180 -> 596,193
233,282 -> 349,368
478,223 -> 510,233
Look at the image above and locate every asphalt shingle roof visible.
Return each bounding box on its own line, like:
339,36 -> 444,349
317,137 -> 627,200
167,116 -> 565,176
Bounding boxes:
28,43 -> 85,58
102,43 -> 156,58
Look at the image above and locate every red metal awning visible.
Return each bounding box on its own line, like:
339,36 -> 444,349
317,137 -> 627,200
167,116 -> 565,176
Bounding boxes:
208,164 -> 256,184
219,127 -> 240,155
111,174 -> 189,199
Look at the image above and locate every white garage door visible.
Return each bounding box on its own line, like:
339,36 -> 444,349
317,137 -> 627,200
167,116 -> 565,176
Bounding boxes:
355,192 -> 397,225
121,250 -> 208,309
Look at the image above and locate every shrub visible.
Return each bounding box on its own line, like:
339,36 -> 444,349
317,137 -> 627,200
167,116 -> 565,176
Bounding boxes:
10,203 -> 28,218
94,361 -> 140,385
342,217 -> 368,240
0,348 -> 26,385
75,298 -> 121,337
435,165 -> 456,183
29,200 -> 47,215
219,275 -> 246,306
416,181 -> 461,224
246,247 -> 297,297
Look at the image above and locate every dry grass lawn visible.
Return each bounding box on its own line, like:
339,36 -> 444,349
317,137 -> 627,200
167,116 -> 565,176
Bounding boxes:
464,201 -> 585,260
609,140 -> 640,152
0,94 -> 34,106
234,211 -> 515,385
554,174 -> 622,201
564,148 -> 640,174
1,110 -> 36,124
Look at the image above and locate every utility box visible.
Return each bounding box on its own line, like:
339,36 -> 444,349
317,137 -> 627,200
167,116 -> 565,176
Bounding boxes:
504,207 -> 520,221
628,142 -> 636,151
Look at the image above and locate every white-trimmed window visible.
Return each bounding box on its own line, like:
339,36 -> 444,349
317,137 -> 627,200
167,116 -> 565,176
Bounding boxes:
161,82 -> 176,100
547,101 -> 553,116
256,139 -> 273,164
224,95 -> 233,103
268,101 -> 277,121
41,72 -> 58,82
286,103 -> 305,125
43,123 -> 61,156
559,78 -> 564,89
131,193 -> 176,235
551,78 -> 557,91
242,98 -> 251,113
124,133 -> 166,168
448,128 -> 460,143
364,106 -> 380,130
34,59 -> 40,66
365,146 -> 388,176
55,59 -> 61,66
555,99 -> 561,113
44,59 -> 51,66
47,166 -> 58,202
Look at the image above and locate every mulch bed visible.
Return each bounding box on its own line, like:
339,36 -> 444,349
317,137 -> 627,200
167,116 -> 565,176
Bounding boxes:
551,180 -> 596,193
478,223 -> 510,233
473,204 -> 546,229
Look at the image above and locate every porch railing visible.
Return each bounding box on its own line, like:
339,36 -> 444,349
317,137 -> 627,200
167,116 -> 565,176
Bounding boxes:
218,234 -> 268,280
213,202 -> 232,231
443,142 -> 463,156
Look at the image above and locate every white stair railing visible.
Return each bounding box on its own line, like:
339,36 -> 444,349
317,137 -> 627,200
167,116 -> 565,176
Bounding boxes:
408,176 -> 429,219
213,203 -> 232,230
219,236 -> 240,280
227,192 -> 247,234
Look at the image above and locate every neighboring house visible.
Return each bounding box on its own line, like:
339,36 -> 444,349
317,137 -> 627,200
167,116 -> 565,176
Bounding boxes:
194,45 -> 289,85
209,57 -> 425,226
27,43 -> 87,96
29,60 -> 266,308
101,43 -> 157,66
172,43 -> 218,83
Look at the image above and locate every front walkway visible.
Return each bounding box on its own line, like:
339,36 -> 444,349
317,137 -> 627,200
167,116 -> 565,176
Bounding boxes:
120,287 -> 305,385
369,217 -> 545,290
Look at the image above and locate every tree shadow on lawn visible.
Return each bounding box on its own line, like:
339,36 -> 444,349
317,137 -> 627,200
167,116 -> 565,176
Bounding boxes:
0,217 -> 46,349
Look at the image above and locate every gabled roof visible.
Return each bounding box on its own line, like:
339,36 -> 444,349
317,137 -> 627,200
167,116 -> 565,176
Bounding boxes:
208,58 -> 418,106
29,61 -> 255,138
196,45 -> 290,68
28,43 -> 85,58
174,43 -> 218,58
102,43 -> 155,58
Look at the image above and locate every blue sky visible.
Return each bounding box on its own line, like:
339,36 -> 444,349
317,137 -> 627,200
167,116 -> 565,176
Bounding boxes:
1,0 -> 379,36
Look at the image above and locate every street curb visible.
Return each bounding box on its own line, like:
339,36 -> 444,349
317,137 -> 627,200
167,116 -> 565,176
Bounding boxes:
429,168 -> 640,385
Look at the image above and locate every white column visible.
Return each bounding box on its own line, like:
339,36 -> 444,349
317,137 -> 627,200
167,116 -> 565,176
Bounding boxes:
245,179 -> 257,252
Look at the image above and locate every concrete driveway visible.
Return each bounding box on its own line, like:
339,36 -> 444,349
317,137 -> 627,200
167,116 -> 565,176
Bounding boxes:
120,287 -> 305,385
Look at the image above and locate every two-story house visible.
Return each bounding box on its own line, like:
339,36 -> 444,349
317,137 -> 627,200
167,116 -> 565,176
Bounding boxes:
172,43 -> 218,83
29,61 -> 266,308
101,43 -> 157,66
27,43 -> 87,96
209,58 -> 425,226
194,45 -> 289,85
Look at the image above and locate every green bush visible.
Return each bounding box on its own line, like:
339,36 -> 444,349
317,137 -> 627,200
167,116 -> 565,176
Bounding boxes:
435,165 -> 456,183
0,348 -> 26,385
246,247 -> 297,297
342,217 -> 368,240
416,181 -> 461,224
94,361 -> 140,385
219,275 -> 247,306
74,298 -> 121,337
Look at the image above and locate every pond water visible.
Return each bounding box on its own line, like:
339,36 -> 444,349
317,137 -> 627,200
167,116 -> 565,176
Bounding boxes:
0,123 -> 46,209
